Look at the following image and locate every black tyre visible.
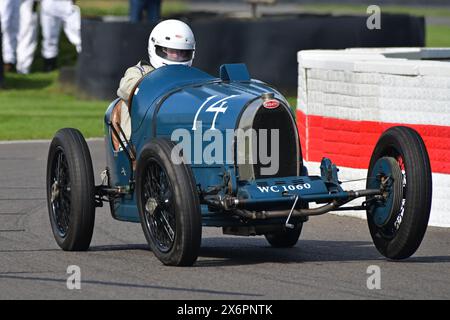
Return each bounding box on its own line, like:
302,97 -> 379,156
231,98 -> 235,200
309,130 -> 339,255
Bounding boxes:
46,128 -> 96,251
136,138 -> 202,266
265,223 -> 303,248
366,126 -> 432,260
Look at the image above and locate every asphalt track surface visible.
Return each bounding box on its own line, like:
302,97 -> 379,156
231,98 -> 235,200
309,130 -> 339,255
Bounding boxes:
0,140 -> 449,300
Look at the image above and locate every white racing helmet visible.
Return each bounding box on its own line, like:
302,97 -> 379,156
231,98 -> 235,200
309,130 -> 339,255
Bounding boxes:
148,20 -> 196,69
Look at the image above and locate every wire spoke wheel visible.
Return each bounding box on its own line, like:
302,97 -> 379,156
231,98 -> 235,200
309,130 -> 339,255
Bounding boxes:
136,138 -> 201,266
142,160 -> 176,253
49,148 -> 72,238
46,128 -> 96,251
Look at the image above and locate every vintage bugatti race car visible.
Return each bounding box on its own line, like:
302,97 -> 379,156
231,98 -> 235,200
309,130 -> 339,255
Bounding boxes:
46,64 -> 432,266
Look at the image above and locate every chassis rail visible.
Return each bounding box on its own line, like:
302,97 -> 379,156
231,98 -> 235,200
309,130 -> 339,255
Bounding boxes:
204,189 -> 382,219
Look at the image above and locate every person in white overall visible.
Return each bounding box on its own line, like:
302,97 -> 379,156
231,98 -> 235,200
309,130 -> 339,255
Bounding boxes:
40,0 -> 81,71
0,0 -> 38,74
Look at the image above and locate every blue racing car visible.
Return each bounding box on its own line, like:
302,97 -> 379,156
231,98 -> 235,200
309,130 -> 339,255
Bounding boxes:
46,64 -> 432,266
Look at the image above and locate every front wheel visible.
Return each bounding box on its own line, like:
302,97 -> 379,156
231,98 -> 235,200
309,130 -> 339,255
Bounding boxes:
136,138 -> 202,266
366,126 -> 432,260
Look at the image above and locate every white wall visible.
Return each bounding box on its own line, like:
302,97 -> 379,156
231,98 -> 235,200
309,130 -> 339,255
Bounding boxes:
297,48 -> 450,227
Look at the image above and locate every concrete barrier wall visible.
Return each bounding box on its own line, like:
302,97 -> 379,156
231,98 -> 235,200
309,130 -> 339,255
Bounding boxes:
297,48 -> 450,227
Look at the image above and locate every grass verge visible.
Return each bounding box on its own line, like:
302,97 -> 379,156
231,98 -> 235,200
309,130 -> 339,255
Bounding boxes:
0,72 -> 106,140
427,25 -> 450,47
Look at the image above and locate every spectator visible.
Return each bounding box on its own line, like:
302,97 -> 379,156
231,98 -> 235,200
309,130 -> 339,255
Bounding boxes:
0,0 -> 19,72
16,0 -> 39,74
0,0 -> 38,74
40,0 -> 81,72
130,0 -> 161,23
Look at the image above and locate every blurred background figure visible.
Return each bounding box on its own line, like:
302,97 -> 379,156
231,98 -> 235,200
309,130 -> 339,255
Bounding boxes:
130,0 -> 161,23
0,20 -> 3,87
41,0 -> 81,72
16,0 -> 39,74
0,0 -> 38,74
0,0 -> 20,72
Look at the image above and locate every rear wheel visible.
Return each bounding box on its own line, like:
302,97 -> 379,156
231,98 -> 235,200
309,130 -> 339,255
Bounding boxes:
136,138 -> 202,266
265,223 -> 303,248
366,126 -> 432,260
46,128 -> 95,251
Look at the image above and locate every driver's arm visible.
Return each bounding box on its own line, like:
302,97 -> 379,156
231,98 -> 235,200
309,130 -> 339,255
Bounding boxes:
117,61 -> 154,101
117,66 -> 146,101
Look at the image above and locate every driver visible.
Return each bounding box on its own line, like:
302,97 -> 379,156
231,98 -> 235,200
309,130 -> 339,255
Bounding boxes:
113,19 -> 196,150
